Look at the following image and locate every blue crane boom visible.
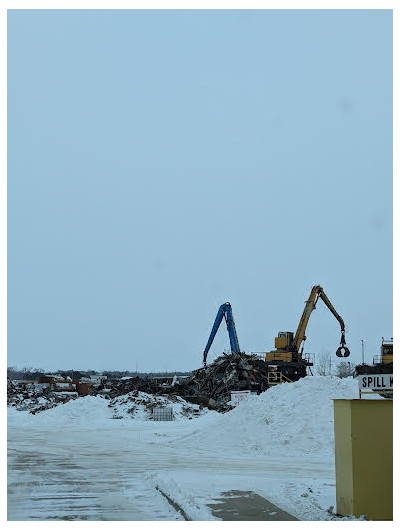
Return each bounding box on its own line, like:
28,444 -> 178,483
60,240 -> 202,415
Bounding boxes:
203,302 -> 241,366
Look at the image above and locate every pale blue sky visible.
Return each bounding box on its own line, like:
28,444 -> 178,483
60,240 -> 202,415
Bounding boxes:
8,9 -> 392,372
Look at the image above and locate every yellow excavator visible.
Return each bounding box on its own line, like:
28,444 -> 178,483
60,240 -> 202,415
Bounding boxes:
376,338 -> 393,364
265,285 -> 350,382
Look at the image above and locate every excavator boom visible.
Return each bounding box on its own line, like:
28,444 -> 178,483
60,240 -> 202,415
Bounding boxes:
292,285 -> 322,352
292,285 -> 349,357
203,302 -> 241,366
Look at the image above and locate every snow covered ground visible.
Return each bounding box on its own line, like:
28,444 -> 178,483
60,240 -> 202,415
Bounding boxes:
7,376 -> 365,521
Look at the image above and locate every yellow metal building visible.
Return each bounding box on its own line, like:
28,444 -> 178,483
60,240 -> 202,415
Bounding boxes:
334,399 -> 393,520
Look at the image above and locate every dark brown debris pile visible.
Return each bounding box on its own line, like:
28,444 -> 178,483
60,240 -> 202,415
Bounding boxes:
95,376 -> 163,399
172,352 -> 271,411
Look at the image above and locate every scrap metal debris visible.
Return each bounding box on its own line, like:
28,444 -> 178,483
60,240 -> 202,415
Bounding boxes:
109,390 -> 202,420
7,353 -> 273,415
96,376 -> 163,399
7,378 -> 78,414
93,353 -> 272,412
172,352 -> 271,411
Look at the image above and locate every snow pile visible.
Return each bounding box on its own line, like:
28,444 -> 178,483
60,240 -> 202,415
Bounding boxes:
151,473 -> 214,521
7,391 -> 207,427
7,395 -> 111,428
110,391 -> 204,421
178,376 -> 360,458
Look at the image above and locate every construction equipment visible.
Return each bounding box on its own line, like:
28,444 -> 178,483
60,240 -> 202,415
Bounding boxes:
264,285 -> 350,381
375,337 -> 393,365
355,337 -> 393,372
354,338 -> 393,398
203,302 -> 242,366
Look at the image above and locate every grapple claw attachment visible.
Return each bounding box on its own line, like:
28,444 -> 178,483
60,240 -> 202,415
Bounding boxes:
336,346 -> 350,358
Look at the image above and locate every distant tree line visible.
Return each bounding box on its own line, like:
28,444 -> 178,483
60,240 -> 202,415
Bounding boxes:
7,367 -> 192,381
7,366 -> 48,381
314,353 -> 356,378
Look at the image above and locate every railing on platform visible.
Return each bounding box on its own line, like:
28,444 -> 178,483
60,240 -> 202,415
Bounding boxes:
373,355 -> 393,365
267,370 -> 292,385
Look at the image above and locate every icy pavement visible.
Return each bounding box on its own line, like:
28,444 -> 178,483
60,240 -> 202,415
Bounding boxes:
8,419 -> 338,521
8,420 -> 192,520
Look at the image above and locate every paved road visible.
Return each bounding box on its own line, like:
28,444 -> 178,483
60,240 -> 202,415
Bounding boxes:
8,423 -> 189,521
8,421 -> 334,520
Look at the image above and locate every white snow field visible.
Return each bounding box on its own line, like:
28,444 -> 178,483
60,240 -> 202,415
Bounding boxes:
7,376 -> 363,521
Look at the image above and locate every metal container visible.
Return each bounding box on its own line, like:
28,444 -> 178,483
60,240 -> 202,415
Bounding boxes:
152,407 -> 173,421
76,382 -> 94,396
334,399 -> 393,520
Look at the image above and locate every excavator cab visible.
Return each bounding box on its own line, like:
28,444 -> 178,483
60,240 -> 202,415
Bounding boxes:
274,332 -> 294,350
379,338 -> 393,364
266,332 -> 304,364
265,332 -> 298,363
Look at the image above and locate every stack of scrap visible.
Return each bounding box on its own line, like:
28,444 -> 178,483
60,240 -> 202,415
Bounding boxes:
173,352 -> 271,411
109,390 -> 202,420
97,353 -> 272,411
355,362 -> 393,375
96,375 -> 162,399
7,380 -> 45,405
7,379 -> 78,414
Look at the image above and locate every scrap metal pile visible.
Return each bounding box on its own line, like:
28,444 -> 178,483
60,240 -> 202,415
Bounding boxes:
95,353 -> 272,412
95,376 -> 163,399
354,362 -> 393,375
172,352 -> 271,411
7,378 -> 78,414
7,353 -> 273,414
109,390 -> 203,420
